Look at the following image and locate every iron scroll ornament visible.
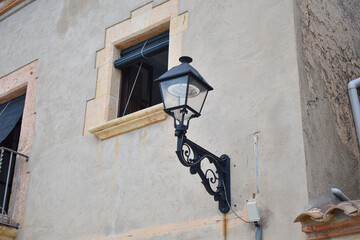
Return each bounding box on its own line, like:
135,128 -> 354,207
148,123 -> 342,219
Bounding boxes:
175,130 -> 231,214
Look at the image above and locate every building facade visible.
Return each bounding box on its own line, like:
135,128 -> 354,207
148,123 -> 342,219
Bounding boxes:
0,0 -> 359,239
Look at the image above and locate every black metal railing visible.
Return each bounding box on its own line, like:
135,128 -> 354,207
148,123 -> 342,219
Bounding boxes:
0,147 -> 28,227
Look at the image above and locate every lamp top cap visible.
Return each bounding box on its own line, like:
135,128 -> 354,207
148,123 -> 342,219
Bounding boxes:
179,56 -> 192,64
154,55 -> 213,91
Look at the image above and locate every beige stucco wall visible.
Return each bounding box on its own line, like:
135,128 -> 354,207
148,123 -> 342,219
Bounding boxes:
0,0 -> 309,239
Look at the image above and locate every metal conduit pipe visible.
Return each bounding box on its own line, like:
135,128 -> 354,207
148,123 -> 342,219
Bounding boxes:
332,188 -> 351,201
348,77 -> 360,147
255,222 -> 262,240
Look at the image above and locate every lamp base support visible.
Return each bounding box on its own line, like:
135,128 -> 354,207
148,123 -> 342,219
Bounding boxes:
218,154 -> 231,214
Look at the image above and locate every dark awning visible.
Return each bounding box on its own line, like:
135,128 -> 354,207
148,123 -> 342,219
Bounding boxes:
114,31 -> 169,69
0,95 -> 25,144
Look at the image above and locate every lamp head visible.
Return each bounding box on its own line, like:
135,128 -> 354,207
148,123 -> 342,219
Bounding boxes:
155,56 -> 213,127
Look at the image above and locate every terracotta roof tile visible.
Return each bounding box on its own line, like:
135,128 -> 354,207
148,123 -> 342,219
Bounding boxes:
295,201 -> 360,239
294,200 -> 360,224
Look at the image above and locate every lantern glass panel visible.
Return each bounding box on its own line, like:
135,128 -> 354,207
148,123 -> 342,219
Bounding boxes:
159,75 -> 188,110
186,76 -> 209,114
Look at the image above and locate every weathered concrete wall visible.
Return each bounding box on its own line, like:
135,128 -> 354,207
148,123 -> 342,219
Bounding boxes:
295,0 -> 360,205
0,0 -> 308,239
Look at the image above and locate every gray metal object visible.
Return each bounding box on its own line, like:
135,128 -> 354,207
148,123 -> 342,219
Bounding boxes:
255,223 -> 262,240
114,31 -> 169,69
0,147 -> 29,227
348,77 -> 360,147
247,202 -> 260,222
247,202 -> 262,240
332,188 -> 351,201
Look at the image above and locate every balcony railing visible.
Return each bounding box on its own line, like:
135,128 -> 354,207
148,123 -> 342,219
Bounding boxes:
0,147 -> 28,227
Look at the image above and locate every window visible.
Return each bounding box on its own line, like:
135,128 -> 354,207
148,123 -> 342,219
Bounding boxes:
114,31 -> 169,117
0,94 -> 25,219
85,1 -> 188,139
0,60 -> 37,231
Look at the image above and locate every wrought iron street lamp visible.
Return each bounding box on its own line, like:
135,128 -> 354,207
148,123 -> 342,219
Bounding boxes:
155,56 -> 231,214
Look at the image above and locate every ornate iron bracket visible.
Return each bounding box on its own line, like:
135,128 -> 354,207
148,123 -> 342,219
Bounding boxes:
175,130 -> 231,214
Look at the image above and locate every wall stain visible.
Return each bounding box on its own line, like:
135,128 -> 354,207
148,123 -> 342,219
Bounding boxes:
222,214 -> 227,240
56,0 -> 98,37
141,127 -> 147,148
114,136 -> 120,156
82,212 -> 248,240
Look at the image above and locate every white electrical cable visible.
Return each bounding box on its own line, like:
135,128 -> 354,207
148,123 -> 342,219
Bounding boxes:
254,134 -> 260,194
122,39 -> 150,116
222,179 -> 251,224
122,60 -> 144,117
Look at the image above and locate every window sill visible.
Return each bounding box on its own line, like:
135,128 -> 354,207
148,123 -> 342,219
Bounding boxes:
0,223 -> 18,239
88,103 -> 168,140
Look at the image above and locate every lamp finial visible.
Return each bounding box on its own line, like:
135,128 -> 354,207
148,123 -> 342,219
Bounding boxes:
179,56 -> 192,64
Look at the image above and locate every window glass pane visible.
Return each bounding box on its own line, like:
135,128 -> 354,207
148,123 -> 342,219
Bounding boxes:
149,50 -> 168,106
159,76 -> 188,109
119,64 -> 145,116
117,34 -> 168,117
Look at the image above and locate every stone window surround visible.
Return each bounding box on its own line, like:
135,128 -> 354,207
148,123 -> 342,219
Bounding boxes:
0,0 -> 35,22
0,0 -> 25,15
84,0 -> 188,140
0,60 -> 38,238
